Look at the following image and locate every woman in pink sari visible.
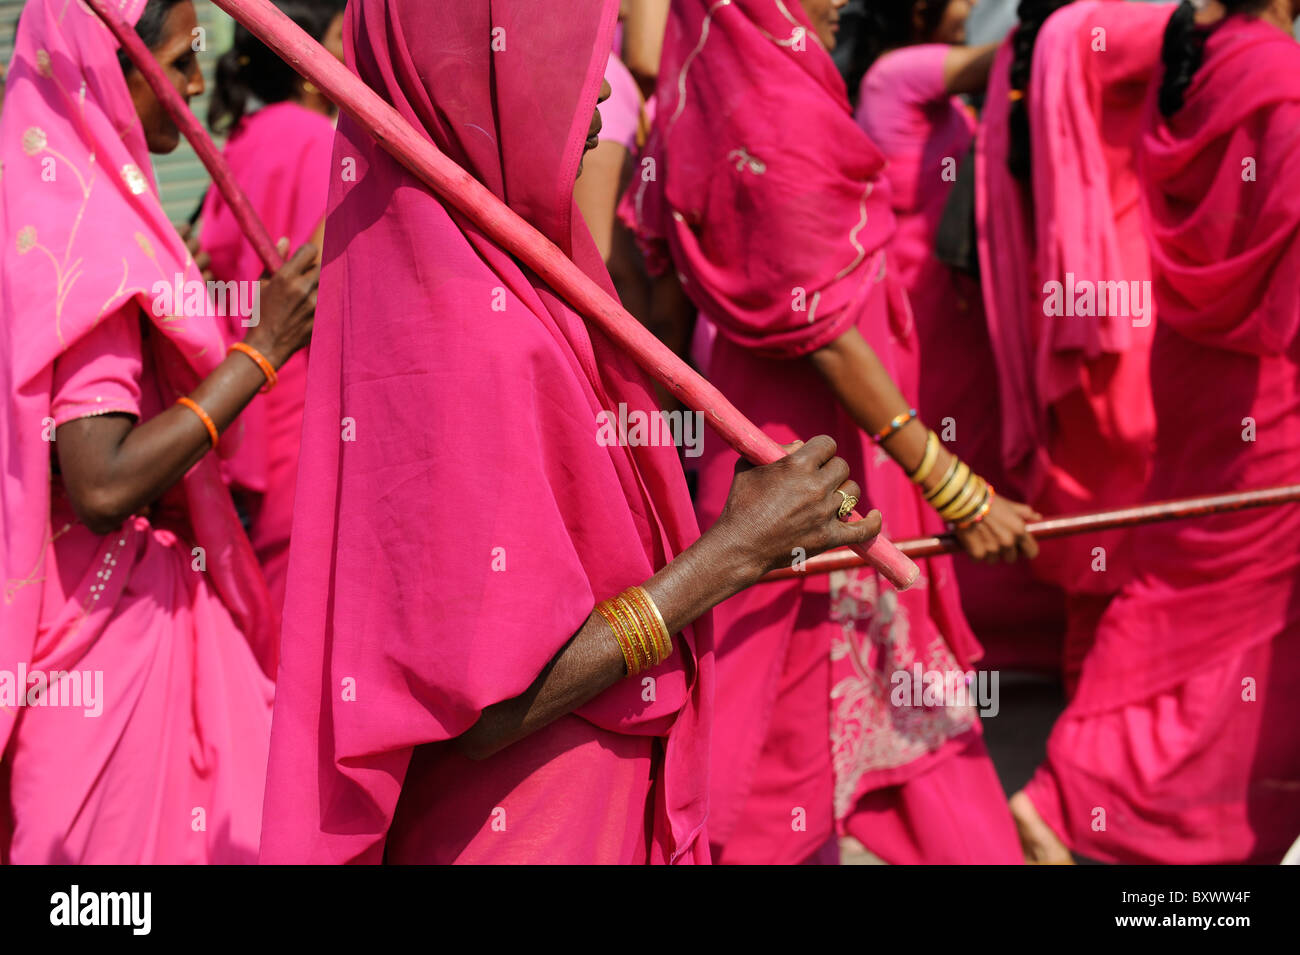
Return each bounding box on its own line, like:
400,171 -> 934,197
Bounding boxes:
1014,0 -> 1300,864
258,0 -> 883,865
631,0 -> 1040,864
977,0 -> 1170,714
199,0 -> 345,615
0,0 -> 318,863
853,1 -> 1067,670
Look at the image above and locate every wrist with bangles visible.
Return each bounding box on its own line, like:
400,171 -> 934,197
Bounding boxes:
595,585 -> 675,677
906,428 -> 994,529
173,341 -> 282,454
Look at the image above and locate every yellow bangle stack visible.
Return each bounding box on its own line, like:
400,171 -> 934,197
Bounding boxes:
595,585 -> 674,677
914,437 -> 993,525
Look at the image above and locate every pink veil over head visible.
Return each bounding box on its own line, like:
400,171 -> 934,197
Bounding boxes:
0,0 -> 275,754
260,0 -> 712,863
632,0 -> 907,359
976,0 -> 1170,489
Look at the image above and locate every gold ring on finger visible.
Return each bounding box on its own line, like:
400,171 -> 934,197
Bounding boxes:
835,489 -> 859,520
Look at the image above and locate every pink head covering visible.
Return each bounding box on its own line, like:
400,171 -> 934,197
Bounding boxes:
1139,14 -> 1300,354
631,0 -> 905,359
260,0 -> 712,863
976,0 -> 1170,486
0,0 -> 275,751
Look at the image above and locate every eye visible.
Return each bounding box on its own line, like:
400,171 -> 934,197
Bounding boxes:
174,53 -> 195,73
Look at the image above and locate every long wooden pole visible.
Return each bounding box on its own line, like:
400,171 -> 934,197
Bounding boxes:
760,483 -> 1300,582
202,0 -> 920,589
85,0 -> 283,272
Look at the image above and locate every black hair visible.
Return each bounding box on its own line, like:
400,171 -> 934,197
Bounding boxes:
208,0 -> 346,133
1006,0 -> 1076,181
1157,0 -> 1270,116
846,1 -> 949,103
116,0 -> 187,74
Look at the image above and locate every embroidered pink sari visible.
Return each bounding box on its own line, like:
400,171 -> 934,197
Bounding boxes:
0,0 -> 274,863
632,0 -> 1018,864
1023,14 -> 1300,863
976,1 -> 1171,678
258,0 -> 712,865
200,101 -> 335,614
857,45 -> 1065,671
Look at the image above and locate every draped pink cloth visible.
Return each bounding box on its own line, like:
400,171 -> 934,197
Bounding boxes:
0,0 -> 274,862
857,45 -> 1065,671
1024,14 -> 1300,863
976,2 -> 1169,600
632,0 -> 1017,863
200,102 -> 335,614
259,0 -> 712,865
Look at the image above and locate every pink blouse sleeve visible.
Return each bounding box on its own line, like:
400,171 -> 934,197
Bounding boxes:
50,305 -> 143,426
857,44 -> 952,152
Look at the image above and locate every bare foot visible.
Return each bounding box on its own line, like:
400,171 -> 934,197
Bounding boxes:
1009,790 -> 1074,864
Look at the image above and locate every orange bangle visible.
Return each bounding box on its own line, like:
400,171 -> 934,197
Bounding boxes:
229,341 -> 278,393
176,396 -> 219,450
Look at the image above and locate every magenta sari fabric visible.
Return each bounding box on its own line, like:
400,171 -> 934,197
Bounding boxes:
0,0 -> 274,861
1024,14 -> 1300,863
632,0 -> 1017,864
259,0 -> 712,864
200,102 -> 336,614
976,2 -> 1168,605
857,45 -> 1065,670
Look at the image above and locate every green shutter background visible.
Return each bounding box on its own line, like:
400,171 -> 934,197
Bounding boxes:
1,0 -> 233,223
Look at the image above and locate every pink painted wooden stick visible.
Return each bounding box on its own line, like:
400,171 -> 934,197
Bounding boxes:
85,0 -> 283,273
204,0 -> 919,589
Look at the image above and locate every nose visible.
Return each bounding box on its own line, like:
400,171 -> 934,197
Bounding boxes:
189,63 -> 205,99
598,78 -> 612,105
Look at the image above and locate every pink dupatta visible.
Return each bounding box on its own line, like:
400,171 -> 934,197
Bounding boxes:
976,1 -> 1171,494
0,0 -> 275,758
259,0 -> 712,864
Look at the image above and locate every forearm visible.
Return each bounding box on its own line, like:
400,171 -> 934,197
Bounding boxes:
457,526 -> 753,760
808,328 -> 932,473
58,350 -> 269,531
943,41 -> 1000,97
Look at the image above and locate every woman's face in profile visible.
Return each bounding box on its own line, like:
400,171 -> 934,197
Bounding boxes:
323,12 -> 346,63
127,0 -> 205,154
798,0 -> 848,50
578,78 -> 612,179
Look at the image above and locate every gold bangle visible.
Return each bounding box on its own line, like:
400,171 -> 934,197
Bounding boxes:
923,455 -> 960,502
929,461 -> 971,511
628,585 -> 673,662
939,473 -> 982,520
610,596 -> 654,673
907,430 -> 940,485
596,600 -> 640,676
954,486 -> 995,529
940,474 -> 986,521
619,591 -> 662,669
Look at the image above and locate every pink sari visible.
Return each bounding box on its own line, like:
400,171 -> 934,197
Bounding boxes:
1023,14 -> 1300,864
200,102 -> 336,614
857,45 -> 1065,671
632,0 -> 1018,864
258,0 -> 711,865
0,0 -> 274,862
976,1 -> 1170,676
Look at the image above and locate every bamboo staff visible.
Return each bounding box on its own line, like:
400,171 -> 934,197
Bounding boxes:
198,0 -> 919,589
761,484 -> 1300,582
85,0 -> 283,273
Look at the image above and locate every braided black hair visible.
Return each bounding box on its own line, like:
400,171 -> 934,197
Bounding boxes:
1157,0 -> 1270,116
116,0 -> 187,74
846,1 -> 949,104
1006,0 -> 1077,181
209,0 -> 345,133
